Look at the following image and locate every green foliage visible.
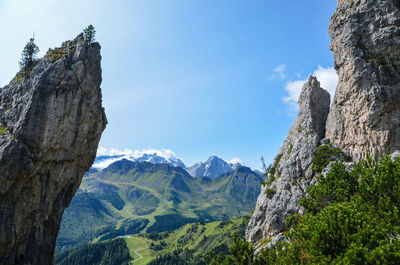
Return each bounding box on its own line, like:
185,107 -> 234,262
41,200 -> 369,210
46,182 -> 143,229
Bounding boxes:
84,25 -> 96,44
148,249 -> 211,265
270,153 -> 283,176
217,155 -> 400,264
14,72 -> 25,82
0,127 -> 8,135
56,192 -> 112,252
300,161 -> 358,214
263,154 -> 283,187
143,231 -> 170,241
19,37 -> 39,76
265,188 -> 276,199
45,47 -> 67,62
55,238 -> 131,265
146,213 -> 199,233
208,234 -> 273,265
97,219 -> 149,241
312,143 -> 342,173
297,124 -> 302,133
285,213 -> 300,230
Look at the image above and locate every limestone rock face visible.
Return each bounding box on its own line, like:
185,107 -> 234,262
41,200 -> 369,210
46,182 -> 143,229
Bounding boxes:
0,34 -> 107,265
246,77 -> 330,245
326,0 -> 400,160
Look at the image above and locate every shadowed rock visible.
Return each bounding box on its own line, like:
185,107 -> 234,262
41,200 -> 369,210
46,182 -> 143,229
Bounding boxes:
0,34 -> 107,265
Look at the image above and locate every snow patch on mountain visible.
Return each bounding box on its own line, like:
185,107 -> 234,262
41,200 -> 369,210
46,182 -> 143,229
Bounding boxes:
187,155 -> 242,179
93,147 -> 185,169
96,147 -> 177,159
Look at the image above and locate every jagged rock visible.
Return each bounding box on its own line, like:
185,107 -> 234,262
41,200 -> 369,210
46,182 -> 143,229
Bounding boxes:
326,0 -> 400,161
246,77 -> 330,245
0,34 -> 107,265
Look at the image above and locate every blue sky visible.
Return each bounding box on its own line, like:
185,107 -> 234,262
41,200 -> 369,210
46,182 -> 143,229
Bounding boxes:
0,0 -> 338,169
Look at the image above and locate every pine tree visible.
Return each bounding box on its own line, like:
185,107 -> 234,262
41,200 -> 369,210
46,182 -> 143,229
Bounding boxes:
19,37 -> 39,74
83,25 -> 96,44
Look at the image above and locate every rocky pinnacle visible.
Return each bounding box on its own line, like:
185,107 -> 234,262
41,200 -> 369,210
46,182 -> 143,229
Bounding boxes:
246,77 -> 330,246
247,0 -> 400,250
326,0 -> 400,160
0,34 -> 107,265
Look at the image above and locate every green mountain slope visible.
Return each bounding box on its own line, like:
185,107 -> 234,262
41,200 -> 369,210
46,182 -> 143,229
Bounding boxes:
57,160 -> 262,252
56,216 -> 248,265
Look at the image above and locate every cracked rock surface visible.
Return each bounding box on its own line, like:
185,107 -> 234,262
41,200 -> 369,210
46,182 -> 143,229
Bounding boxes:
326,0 -> 400,161
0,34 -> 107,265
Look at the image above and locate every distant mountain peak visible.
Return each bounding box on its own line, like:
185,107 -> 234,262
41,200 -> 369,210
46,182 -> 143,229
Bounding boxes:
187,155 -> 241,179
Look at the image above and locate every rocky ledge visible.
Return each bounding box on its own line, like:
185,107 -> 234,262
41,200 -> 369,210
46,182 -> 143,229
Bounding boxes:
0,34 -> 107,265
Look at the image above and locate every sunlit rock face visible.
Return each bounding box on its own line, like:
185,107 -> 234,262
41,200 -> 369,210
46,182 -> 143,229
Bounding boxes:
326,0 -> 400,161
246,77 -> 330,246
0,34 -> 107,265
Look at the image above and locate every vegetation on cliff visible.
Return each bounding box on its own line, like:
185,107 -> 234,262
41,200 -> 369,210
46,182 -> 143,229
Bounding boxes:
213,155 -> 400,264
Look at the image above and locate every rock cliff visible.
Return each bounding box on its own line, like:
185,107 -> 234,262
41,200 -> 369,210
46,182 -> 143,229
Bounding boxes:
326,0 -> 400,160
246,77 -> 330,245
0,34 -> 107,265
247,0 -> 400,249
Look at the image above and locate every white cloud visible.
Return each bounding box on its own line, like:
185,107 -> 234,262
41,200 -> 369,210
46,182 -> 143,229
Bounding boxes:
313,66 -> 338,97
283,79 -> 306,108
274,64 -> 287,79
94,147 -> 182,169
269,64 -> 287,80
93,155 -> 133,169
283,66 -> 338,110
96,147 -> 179,159
228,157 -> 243,165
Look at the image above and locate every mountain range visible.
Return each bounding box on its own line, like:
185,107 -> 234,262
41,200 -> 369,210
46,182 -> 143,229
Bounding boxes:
92,153 -> 241,179
57,156 -> 263,252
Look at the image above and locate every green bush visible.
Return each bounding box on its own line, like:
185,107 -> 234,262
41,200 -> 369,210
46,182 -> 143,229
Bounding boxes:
214,155 -> 400,264
300,161 -> 358,214
0,127 -> 8,135
263,154 -> 283,187
45,47 -> 68,62
312,143 -> 342,173
83,25 -> 96,44
285,213 -> 300,230
19,37 -> 39,75
265,188 -> 276,199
